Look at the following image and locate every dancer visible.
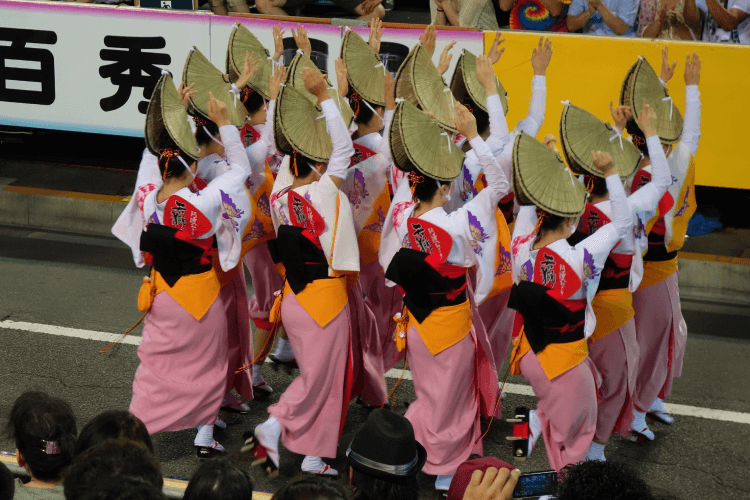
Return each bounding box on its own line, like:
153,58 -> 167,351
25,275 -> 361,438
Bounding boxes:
114,73 -> 258,457
624,51 -> 702,440
506,133 -> 631,471
243,67 -> 358,477
379,100 -> 505,492
559,99 -> 670,461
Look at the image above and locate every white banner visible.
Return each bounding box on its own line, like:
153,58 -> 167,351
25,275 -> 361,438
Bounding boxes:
0,0 -> 485,137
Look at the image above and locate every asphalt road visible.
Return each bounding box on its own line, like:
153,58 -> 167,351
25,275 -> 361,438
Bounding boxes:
0,225 -> 749,499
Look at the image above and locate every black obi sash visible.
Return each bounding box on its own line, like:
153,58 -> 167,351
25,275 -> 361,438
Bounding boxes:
643,226 -> 678,262
385,248 -> 467,324
140,224 -> 213,287
599,253 -> 633,291
508,281 -> 586,354
267,225 -> 331,295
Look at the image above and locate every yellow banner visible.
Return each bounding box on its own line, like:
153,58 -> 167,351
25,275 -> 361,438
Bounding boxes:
484,31 -> 750,190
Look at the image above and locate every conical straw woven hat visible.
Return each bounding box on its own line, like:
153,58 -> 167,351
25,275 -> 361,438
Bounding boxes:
145,73 -> 200,161
274,83 -> 334,162
183,46 -> 248,128
341,28 -> 385,106
620,57 -> 683,145
560,102 -> 641,179
389,100 -> 464,181
287,52 -> 354,128
513,133 -> 586,217
226,22 -> 274,100
395,43 -> 458,133
449,49 -> 507,115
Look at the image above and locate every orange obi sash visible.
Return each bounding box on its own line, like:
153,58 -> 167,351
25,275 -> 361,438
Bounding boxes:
589,288 -> 634,342
638,258 -> 678,291
138,267 -> 221,322
510,324 -> 589,381
396,299 -> 473,356
283,277 -> 348,328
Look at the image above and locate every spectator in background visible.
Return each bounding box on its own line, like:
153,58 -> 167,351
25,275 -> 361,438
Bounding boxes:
638,0 -> 704,39
432,0 -> 502,30
63,440 -> 163,500
256,0 -> 385,21
0,462 -> 15,500
555,460 -> 678,500
6,391 -> 77,500
77,476 -> 165,500
183,458 -> 254,500
703,0 -> 750,42
567,0 -> 639,35
271,476 -> 349,500
75,410 -> 154,456
346,409 -> 424,500
499,0 -> 569,32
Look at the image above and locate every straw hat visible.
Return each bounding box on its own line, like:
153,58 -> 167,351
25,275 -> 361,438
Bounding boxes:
560,102 -> 641,179
389,100 -> 464,181
226,22 -> 274,100
341,28 -> 385,107
286,52 -> 354,128
449,49 -> 507,115
620,57 -> 683,145
144,72 -> 200,161
274,83 -> 335,162
395,43 -> 458,133
182,46 -> 248,128
512,133 -> 586,217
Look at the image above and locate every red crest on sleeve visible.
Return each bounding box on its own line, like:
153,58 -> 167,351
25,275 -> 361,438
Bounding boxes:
164,196 -> 212,238
349,144 -> 377,167
288,191 -> 325,245
578,204 -> 612,236
533,248 -> 581,301
406,217 -> 453,266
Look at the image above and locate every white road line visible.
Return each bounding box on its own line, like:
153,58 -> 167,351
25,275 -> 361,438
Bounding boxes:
2,319 -> 749,425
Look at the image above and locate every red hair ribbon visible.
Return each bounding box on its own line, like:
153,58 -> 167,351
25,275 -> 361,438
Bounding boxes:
159,148 -> 181,180
192,116 -> 207,126
464,103 -> 474,115
241,86 -> 254,104
585,174 -> 595,194
408,171 -> 424,202
533,207 -> 547,236
631,134 -> 646,147
350,90 -> 362,119
292,150 -> 299,177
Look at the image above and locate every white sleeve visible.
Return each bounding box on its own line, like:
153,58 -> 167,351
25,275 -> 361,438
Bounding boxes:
515,76 -> 546,138
485,93 -> 511,157
321,98 -> 355,182
512,205 -> 538,240
379,109 -> 394,165
680,85 -> 701,156
470,136 -> 509,205
245,101 -> 274,188
627,136 -> 670,213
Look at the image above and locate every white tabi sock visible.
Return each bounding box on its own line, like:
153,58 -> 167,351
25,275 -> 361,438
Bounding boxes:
273,338 -> 294,360
649,397 -> 666,413
194,424 -> 224,450
528,409 -> 542,455
586,442 -> 606,461
253,363 -> 265,386
631,410 -> 655,440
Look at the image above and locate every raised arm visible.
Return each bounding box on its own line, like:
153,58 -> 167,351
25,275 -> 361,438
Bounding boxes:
379,72 -> 396,164
247,65 -> 286,167
475,53 -> 511,157
627,101 -> 671,212
516,38 -> 551,138
681,53 -> 702,156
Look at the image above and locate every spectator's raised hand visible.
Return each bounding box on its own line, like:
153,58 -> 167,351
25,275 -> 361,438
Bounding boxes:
268,65 -> 286,101
462,467 -> 520,500
235,51 -> 260,90
437,40 -> 456,75
609,101 -> 631,131
660,46 -> 677,83
384,72 -> 395,110
207,92 -> 230,127
487,33 -> 505,65
420,24 -> 437,57
335,58 -> 348,97
684,52 -> 701,86
272,24 -> 285,62
455,102 -> 478,141
531,36 -> 553,76
302,67 -> 328,104
177,81 -> 197,110
292,24 -> 311,57
476,55 -> 497,95
369,17 -> 384,53
638,98 -> 657,137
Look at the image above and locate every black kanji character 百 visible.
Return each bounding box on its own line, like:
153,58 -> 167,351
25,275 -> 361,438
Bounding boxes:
0,27 -> 57,105
99,36 -> 171,114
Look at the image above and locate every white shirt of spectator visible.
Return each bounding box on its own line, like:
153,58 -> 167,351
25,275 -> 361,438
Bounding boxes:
703,0 -> 750,43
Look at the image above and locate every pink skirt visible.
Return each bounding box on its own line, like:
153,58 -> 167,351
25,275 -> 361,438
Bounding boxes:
587,317 -> 638,441
632,271 -> 686,411
130,286 -> 232,434
360,272 -> 405,372
518,351 -> 598,472
348,281 -> 388,406
224,267 -> 254,401
243,243 -> 285,329
478,289 -> 513,372
268,289 -> 352,459
404,325 -> 483,476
